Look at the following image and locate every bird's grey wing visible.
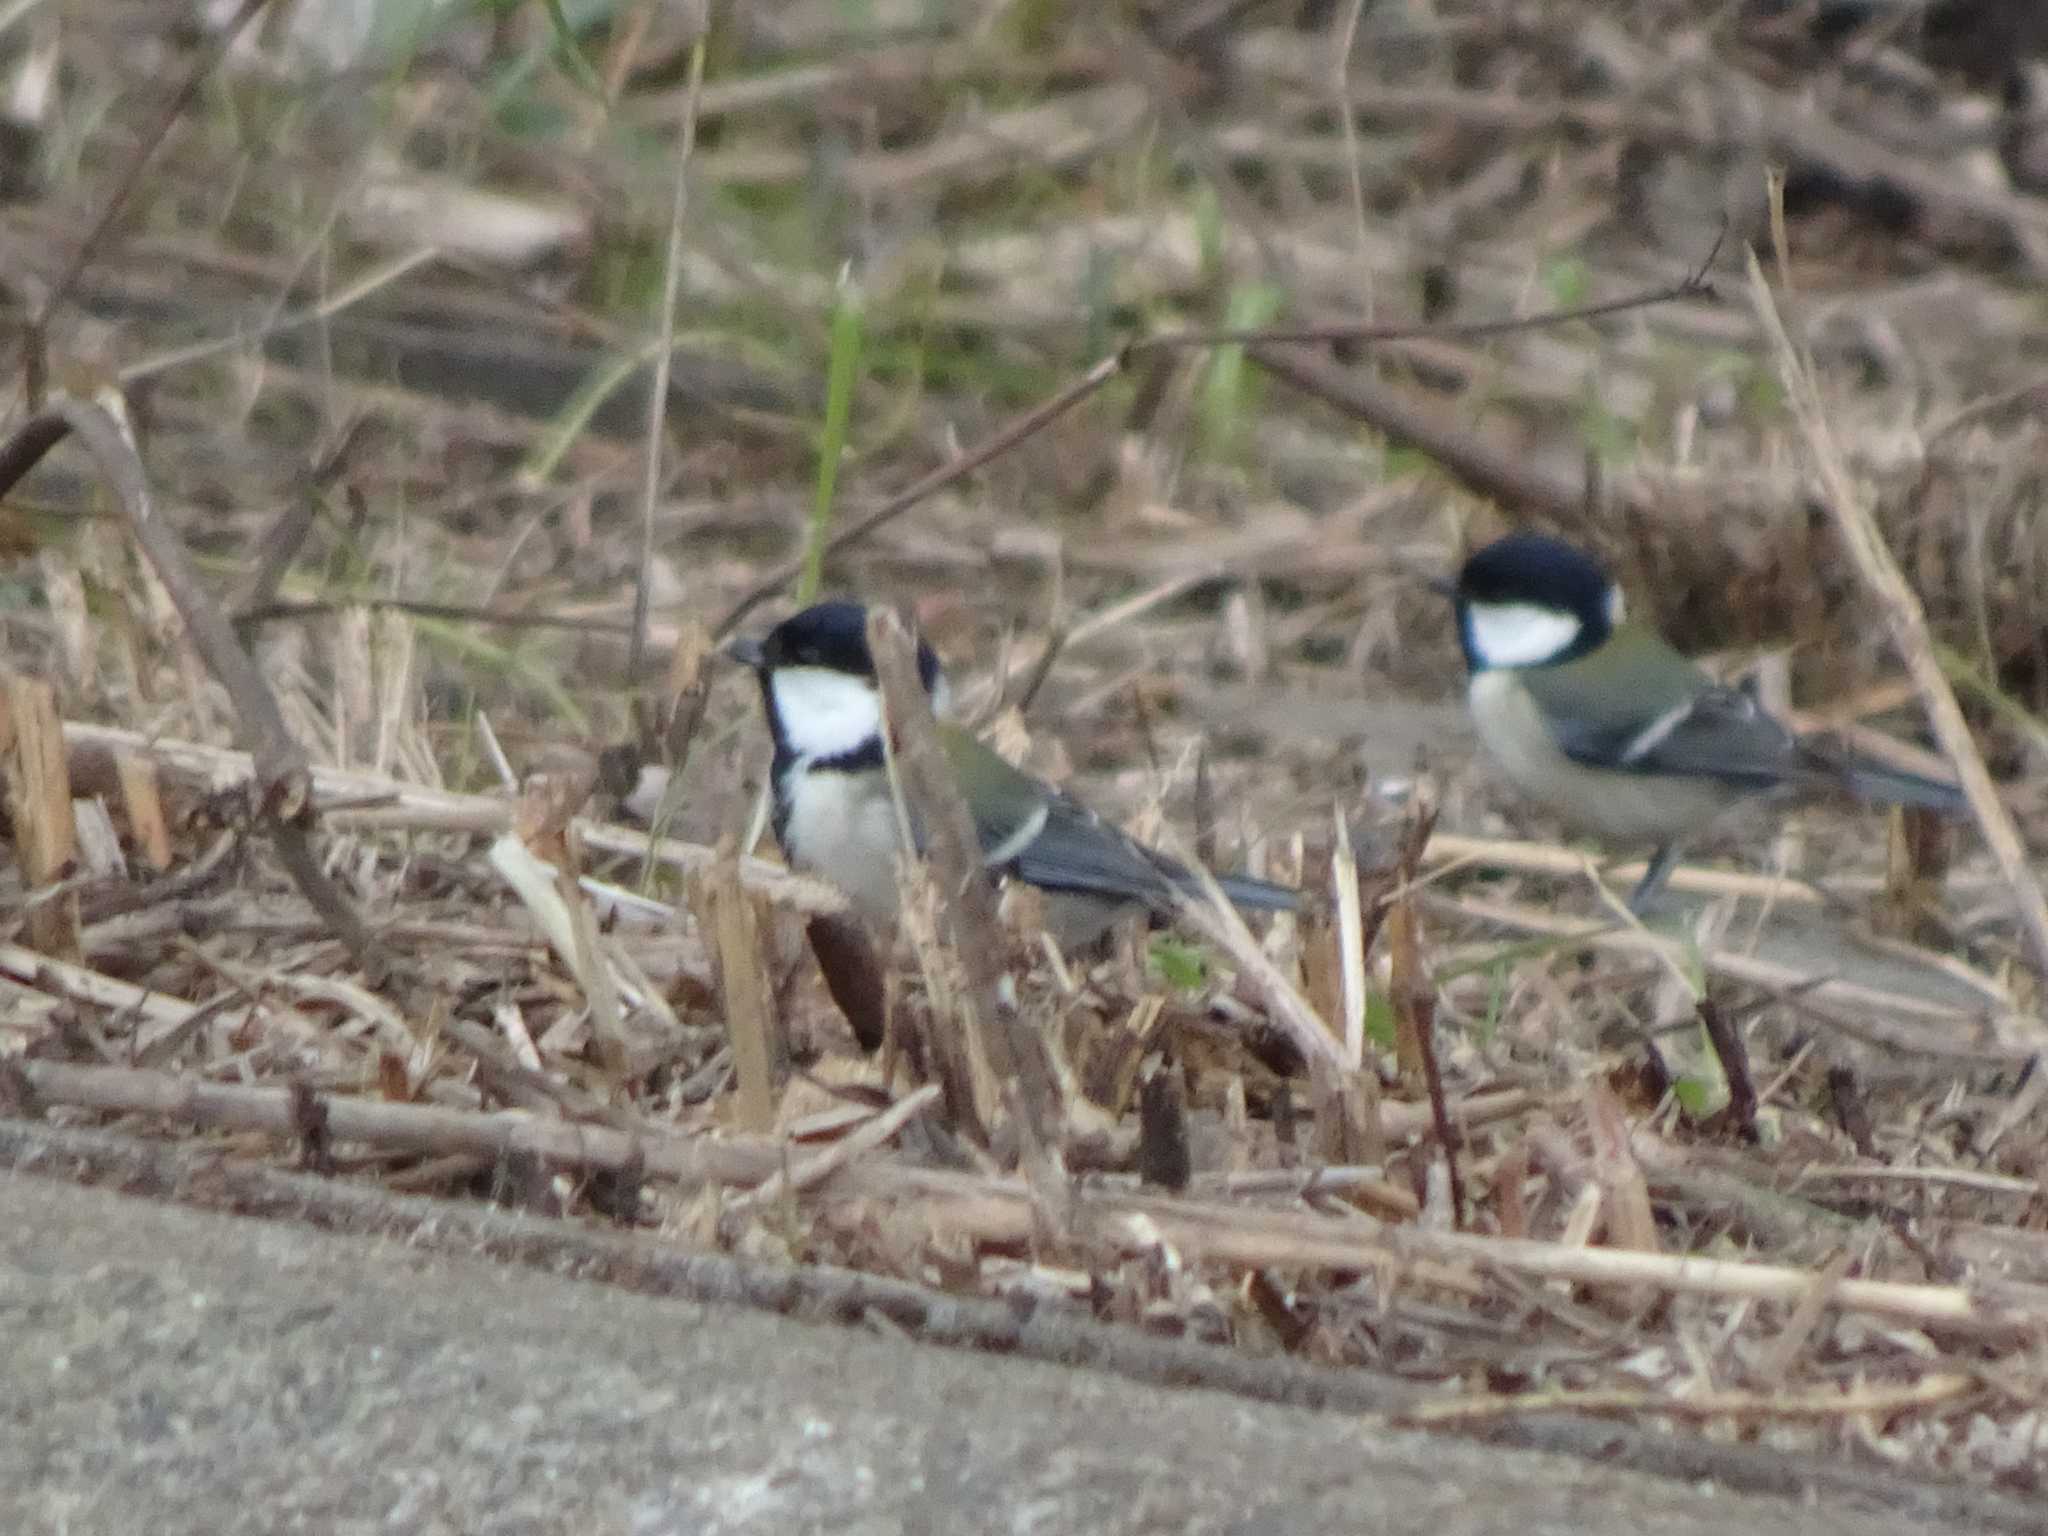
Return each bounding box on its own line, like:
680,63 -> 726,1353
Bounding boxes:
996,796 -> 1299,913
1523,643 -> 1794,794
1553,684 -> 1798,787
993,794 -> 1181,906
1524,633 -> 1962,808
1515,627 -> 1791,785
1548,680 -> 1964,810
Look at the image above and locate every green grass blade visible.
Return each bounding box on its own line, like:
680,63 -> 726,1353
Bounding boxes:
1200,280 -> 1285,460
798,273 -> 865,604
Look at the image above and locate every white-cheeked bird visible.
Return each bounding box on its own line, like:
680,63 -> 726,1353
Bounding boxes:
1443,532 -> 1965,910
730,600 -> 1300,947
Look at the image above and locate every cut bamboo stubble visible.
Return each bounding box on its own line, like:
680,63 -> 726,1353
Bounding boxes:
1,674 -> 79,958
58,719 -> 848,915
703,849 -> 782,1135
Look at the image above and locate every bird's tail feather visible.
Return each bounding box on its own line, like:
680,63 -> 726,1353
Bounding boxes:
1840,762 -> 1967,811
1803,738 -> 1966,812
1187,870 -> 1301,913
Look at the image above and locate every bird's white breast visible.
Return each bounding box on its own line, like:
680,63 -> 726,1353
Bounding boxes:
781,763 -> 906,923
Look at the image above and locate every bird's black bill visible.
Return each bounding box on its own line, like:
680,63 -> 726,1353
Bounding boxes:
724,635 -> 767,668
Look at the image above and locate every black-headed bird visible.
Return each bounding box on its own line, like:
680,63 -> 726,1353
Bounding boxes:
1442,532 -> 1964,909
730,600 -> 1299,948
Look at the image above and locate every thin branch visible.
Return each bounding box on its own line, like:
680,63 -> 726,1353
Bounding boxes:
1389,1372 -> 1978,1429
712,352 -> 1126,636
1131,260 -> 1716,355
1333,0 -> 1376,321
729,1083 -> 941,1211
119,246 -> 442,385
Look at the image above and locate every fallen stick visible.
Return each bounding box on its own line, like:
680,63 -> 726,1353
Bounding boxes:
8,1060 -> 2010,1332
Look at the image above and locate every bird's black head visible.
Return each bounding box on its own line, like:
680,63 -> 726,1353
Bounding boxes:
1444,532 -> 1621,672
742,600 -> 942,695
732,601 -> 947,770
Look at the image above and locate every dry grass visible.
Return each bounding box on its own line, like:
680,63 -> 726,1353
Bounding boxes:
4,0 -> 2048,1497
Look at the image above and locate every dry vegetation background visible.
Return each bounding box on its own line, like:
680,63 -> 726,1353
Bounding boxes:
4,0 -> 2048,1499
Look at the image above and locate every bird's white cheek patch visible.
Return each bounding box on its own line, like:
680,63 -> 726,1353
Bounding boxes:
770,667 -> 884,760
1466,602 -> 1583,669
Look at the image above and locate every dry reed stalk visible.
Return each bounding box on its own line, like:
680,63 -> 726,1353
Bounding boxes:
1750,1251 -> 1856,1387
560,828 -> 629,1076
1584,1082 -> 1657,1256
868,608 -> 1067,1170
1746,249 -> 2048,981
729,1083 -> 940,1212
1387,1371 -> 1979,1429
1189,1164 -> 1420,1220
488,833 -> 612,1016
1793,1165 -> 2042,1197
0,940 -> 203,1031
1423,833 -> 1833,905
2,674 -> 79,958
893,863 -> 1002,1139
1307,1066 -> 1376,1168
1171,854 -> 1377,1163
913,1182 -> 1993,1328
1330,811 -> 1368,1068
703,847 -> 781,1134
113,750 -> 173,872
0,393 -> 371,967
10,1058 -> 764,1185
1548,1184 -> 1605,1301
10,1059 -> 2006,1329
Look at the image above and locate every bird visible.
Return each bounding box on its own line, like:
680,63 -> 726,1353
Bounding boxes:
1439,531 -> 1964,911
728,600 -> 1300,947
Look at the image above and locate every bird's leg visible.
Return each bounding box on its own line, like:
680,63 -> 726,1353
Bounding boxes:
1626,842 -> 1682,915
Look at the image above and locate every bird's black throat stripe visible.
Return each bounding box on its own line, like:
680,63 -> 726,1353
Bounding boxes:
805,738 -> 887,776
768,740 -> 888,846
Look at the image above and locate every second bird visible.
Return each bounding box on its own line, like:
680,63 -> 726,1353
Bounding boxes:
1442,532 -> 1964,909
731,600 -> 1299,946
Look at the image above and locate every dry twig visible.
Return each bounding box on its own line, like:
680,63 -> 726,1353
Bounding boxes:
868,608 -> 1066,1178
1745,249 -> 2048,981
